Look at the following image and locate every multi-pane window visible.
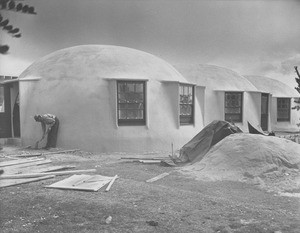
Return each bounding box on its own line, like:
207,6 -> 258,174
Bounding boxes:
0,86 -> 4,112
117,81 -> 146,126
180,84 -> 194,125
225,92 -> 243,122
277,98 -> 290,122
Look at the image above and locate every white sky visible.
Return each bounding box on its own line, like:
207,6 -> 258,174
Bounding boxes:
0,0 -> 300,87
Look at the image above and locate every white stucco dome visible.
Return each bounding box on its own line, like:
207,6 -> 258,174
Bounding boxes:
175,64 -> 258,92
20,45 -> 186,83
244,75 -> 299,98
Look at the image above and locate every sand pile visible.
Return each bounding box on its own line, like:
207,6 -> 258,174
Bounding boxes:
180,133 -> 300,193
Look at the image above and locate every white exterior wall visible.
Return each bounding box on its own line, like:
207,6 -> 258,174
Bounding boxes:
271,97 -> 300,132
20,78 -> 205,153
203,89 -> 261,132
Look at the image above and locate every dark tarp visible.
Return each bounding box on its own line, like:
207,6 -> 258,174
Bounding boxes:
247,121 -> 275,136
178,120 -> 242,164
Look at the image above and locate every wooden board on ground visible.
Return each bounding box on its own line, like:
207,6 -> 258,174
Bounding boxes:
46,174 -> 114,192
0,175 -> 55,188
0,169 -> 97,179
0,158 -> 45,167
2,160 -> 52,174
139,160 -> 162,164
3,165 -> 76,175
146,172 -> 170,183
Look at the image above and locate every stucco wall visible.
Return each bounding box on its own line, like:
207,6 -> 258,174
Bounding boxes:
203,89 -> 261,132
270,97 -> 300,132
19,45 -> 206,153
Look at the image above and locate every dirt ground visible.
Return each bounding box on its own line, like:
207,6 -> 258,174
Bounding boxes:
0,146 -> 299,233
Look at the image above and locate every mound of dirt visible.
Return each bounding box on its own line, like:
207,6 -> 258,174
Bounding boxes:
180,133 -> 300,193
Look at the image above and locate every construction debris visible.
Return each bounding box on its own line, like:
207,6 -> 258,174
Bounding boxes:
146,172 -> 170,183
0,175 -> 55,188
0,169 -> 97,179
0,154 -> 96,189
105,175 -> 118,192
46,174 -> 116,192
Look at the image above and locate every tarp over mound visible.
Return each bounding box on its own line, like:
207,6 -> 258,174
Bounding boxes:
177,120 -> 242,164
181,133 -> 300,192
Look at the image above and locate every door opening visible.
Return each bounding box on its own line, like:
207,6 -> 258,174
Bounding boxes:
261,93 -> 269,131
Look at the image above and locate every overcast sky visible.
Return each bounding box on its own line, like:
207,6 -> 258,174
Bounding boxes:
1,0 -> 300,87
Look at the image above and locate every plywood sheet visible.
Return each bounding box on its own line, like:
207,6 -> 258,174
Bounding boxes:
46,174 -> 114,192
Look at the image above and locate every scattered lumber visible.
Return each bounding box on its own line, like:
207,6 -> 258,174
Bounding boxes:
3,165 -> 76,175
105,175 -> 118,192
146,172 -> 170,183
0,175 -> 55,188
0,158 -> 45,168
0,169 -> 97,179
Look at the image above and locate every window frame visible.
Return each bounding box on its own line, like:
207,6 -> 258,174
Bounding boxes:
277,98 -> 291,122
224,92 -> 243,123
117,80 -> 146,126
179,84 -> 194,125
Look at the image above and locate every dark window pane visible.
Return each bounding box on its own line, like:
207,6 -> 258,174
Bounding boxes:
277,98 -> 290,121
225,92 -> 243,122
117,81 -> 146,125
119,110 -> 127,119
180,84 -> 194,125
135,84 -> 143,93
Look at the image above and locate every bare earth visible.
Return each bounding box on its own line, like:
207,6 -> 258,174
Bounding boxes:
0,146 -> 299,233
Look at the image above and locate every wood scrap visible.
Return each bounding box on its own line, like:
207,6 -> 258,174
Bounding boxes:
121,157 -> 167,160
105,175 -> 118,192
13,153 -> 42,158
0,158 -> 45,167
42,149 -> 80,155
139,160 -> 162,164
4,165 -> 76,175
0,175 -> 55,188
0,169 -> 97,179
146,172 -> 170,183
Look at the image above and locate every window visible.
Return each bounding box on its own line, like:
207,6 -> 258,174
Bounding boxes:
0,86 -> 4,112
225,92 -> 243,122
117,81 -> 146,126
277,98 -> 290,122
180,84 -> 194,125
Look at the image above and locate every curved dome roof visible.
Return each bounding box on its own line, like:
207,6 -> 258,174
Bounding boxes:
20,45 -> 187,83
244,75 -> 299,98
175,64 -> 258,92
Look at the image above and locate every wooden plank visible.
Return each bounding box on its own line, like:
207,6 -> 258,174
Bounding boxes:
0,158 -> 45,168
13,153 -> 43,158
42,149 -> 80,155
0,169 -> 97,179
105,175 -> 118,192
4,165 -> 76,175
146,172 -> 170,183
0,175 -> 55,188
139,160 -> 162,164
121,157 -> 167,160
2,160 -> 52,174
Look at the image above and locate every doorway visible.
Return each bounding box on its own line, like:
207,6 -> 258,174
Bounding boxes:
0,85 -> 12,138
261,93 -> 269,131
